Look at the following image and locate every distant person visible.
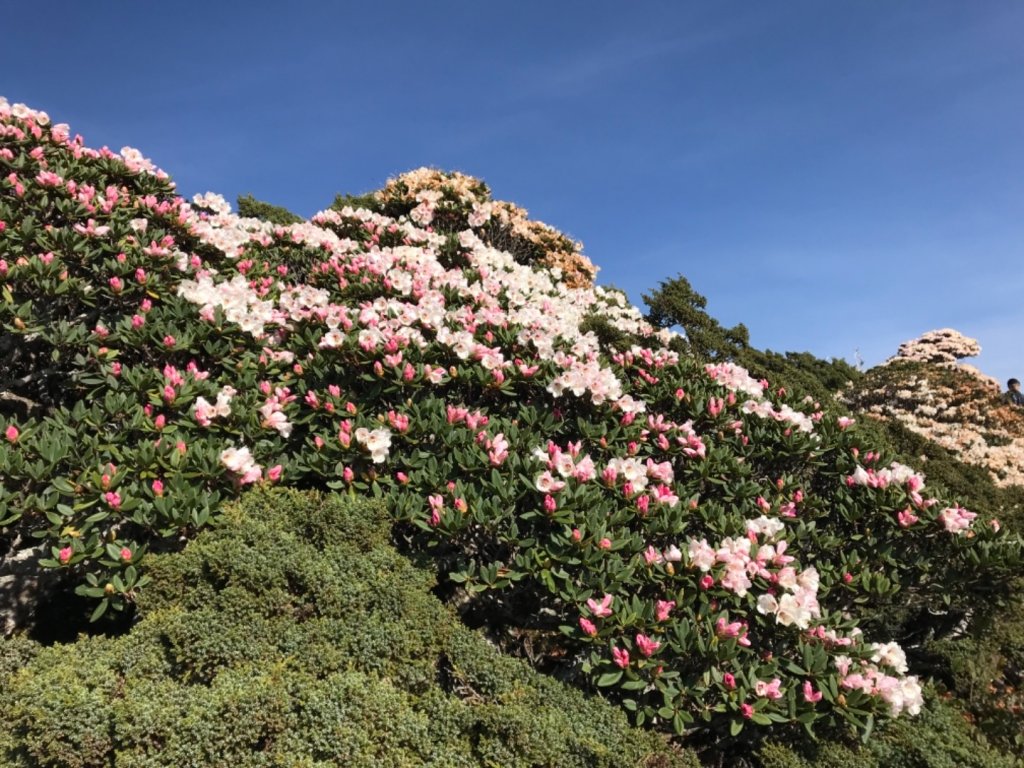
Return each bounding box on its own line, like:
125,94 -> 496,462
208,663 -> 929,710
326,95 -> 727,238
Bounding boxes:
1007,379 -> 1024,407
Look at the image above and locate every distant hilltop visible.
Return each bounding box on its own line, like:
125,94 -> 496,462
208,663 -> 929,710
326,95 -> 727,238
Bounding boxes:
845,329 -> 1024,487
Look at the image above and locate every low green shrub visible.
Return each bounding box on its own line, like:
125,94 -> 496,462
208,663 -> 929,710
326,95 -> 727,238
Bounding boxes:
756,691 -> 1020,768
0,487 -> 695,768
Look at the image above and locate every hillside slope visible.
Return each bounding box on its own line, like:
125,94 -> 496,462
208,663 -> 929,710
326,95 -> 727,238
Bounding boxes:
1,97 -> 1022,766
844,329 -> 1024,488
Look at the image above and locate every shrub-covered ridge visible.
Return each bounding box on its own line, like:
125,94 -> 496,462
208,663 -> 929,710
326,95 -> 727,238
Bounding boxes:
0,96 -> 1021,749
845,329 -> 1024,487
0,487 -> 696,767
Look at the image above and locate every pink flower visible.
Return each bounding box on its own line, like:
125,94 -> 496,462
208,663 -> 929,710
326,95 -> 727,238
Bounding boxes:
897,509 -> 918,527
716,618 -> 744,638
163,335 -> 176,347
635,633 -> 660,657
939,505 -> 977,534
802,680 -> 823,703
587,593 -> 614,618
740,703 -> 754,719
579,617 -> 598,636
267,464 -> 283,482
58,546 -> 73,564
755,678 -> 783,700
837,416 -> 855,430
643,545 -> 663,565
612,647 -> 630,669
4,425 -> 18,443
655,600 -> 675,622
120,547 -> 132,561
103,491 -> 122,508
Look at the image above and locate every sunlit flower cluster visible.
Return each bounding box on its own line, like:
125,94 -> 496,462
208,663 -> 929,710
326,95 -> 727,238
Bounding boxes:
2,96 -> 1018,740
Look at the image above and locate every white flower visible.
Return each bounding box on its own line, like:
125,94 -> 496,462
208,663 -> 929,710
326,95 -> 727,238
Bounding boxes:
355,427 -> 393,463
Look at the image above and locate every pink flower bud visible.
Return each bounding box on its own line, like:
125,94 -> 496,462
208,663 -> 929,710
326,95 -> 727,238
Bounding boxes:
120,547 -> 132,561
579,617 -> 598,637
58,546 -> 73,564
4,425 -> 19,443
152,479 -> 165,497
612,647 -> 630,669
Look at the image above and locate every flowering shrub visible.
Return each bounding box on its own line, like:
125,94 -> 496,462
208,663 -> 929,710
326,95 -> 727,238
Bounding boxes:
846,331 -> 1024,487
886,328 -> 984,367
0,488 -> 696,768
371,166 -> 598,288
0,96 -> 1021,745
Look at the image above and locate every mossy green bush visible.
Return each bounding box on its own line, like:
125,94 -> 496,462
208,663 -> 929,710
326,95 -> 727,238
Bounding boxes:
0,487 -> 695,768
235,194 -> 302,225
755,691 -> 1020,768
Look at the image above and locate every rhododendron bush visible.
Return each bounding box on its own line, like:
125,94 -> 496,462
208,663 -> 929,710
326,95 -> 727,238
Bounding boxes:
1,97 -> 1021,745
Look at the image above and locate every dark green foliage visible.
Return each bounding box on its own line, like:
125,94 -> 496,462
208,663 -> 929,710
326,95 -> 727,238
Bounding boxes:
738,348 -> 861,405
236,193 -> 302,225
642,274 -> 749,361
755,692 -> 1020,768
0,488 -> 696,768
332,191 -> 384,213
641,274 -> 861,402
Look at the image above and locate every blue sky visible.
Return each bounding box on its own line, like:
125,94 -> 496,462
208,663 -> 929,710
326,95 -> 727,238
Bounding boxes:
4,2 -> 1022,384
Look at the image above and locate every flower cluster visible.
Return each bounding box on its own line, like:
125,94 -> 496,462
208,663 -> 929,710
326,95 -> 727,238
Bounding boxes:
846,334 -> 1024,487
0,96 -> 1020,741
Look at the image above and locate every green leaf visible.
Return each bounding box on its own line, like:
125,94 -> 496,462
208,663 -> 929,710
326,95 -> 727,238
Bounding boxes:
596,671 -> 623,687
89,599 -> 109,622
